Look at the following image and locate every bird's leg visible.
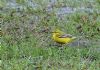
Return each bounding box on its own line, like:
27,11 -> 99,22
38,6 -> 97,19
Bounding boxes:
49,42 -> 61,47
58,46 -> 64,59
58,43 -> 63,47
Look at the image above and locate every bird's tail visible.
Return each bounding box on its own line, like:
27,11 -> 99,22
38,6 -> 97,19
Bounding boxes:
72,37 -> 77,40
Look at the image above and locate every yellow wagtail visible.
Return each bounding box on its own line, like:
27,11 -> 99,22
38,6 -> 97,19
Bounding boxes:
52,29 -> 76,44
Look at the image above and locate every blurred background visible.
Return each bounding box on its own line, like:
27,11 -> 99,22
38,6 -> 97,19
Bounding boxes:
1,0 -> 100,70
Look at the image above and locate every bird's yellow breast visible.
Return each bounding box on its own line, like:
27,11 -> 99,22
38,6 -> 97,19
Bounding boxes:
52,33 -> 72,44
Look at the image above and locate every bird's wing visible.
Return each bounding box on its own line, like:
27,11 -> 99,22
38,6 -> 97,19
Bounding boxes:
58,34 -> 73,38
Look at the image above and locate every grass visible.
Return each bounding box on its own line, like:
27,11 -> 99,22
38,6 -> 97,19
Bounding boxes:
1,0 -> 100,70
1,45 -> 100,70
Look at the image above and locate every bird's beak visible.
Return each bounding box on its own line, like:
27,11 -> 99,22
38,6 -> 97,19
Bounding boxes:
51,32 -> 59,33
51,31 -> 55,33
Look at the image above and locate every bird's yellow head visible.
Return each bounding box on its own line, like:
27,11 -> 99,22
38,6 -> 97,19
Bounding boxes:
51,29 -> 62,36
52,32 -> 60,37
52,29 -> 64,34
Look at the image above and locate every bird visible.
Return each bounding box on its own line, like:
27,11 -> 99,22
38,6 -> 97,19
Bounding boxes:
52,29 -> 76,44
